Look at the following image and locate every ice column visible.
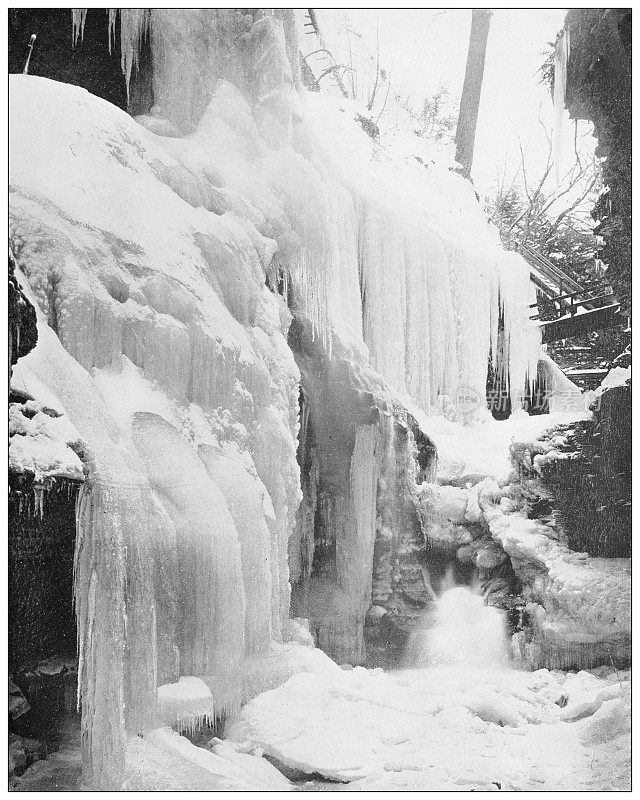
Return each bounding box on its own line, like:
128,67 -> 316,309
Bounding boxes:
335,423 -> 380,663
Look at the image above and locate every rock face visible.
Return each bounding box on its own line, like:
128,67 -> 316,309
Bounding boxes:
498,421 -> 630,670
522,389 -> 631,559
564,9 -> 631,316
9,251 -> 37,379
9,473 -> 83,670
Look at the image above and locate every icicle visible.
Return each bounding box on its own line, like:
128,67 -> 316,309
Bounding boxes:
33,484 -> 44,519
71,9 -> 87,46
118,9 -> 151,99
107,9 -> 117,55
553,30 -> 568,185
80,8 -> 151,98
333,423 -> 380,663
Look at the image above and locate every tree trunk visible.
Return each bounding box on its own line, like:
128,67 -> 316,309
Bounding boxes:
455,9 -> 492,180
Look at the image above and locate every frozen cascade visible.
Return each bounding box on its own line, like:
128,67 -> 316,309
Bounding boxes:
197,444 -> 274,654
12,300 -> 162,789
131,412 -> 247,675
70,8 -> 540,412
11,8 -> 549,787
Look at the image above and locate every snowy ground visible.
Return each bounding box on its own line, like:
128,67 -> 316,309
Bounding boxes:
225,661 -> 630,791
426,409 -> 591,486
15,658 -> 628,792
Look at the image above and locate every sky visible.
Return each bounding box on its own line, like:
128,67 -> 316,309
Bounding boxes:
314,9 -> 593,199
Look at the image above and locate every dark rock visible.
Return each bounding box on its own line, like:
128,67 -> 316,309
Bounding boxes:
9,678 -> 30,720
9,251 -> 38,378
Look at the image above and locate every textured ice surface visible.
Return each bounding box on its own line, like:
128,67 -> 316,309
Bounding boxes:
227,662 -> 630,790
10,74 -> 301,786
125,727 -> 291,791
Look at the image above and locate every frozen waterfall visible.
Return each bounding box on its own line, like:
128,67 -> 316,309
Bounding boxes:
70,8 -> 540,412
12,8 -> 544,788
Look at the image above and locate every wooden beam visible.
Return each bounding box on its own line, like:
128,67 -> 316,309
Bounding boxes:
540,304 -> 621,343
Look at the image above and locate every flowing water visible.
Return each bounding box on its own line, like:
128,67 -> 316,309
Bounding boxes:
405,580 -> 509,670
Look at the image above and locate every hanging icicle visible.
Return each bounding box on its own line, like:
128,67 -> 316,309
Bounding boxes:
72,8 -> 150,98
110,9 -> 151,99
71,9 -> 87,47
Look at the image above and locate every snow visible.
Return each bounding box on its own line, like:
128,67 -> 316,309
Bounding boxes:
9,399 -> 84,481
125,727 -> 291,791
157,677 -> 214,735
226,662 -> 630,790
226,585 -> 629,789
427,409 -> 590,486
593,365 -> 631,397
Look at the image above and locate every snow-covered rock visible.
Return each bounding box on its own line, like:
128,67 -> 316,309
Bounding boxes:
9,398 -> 84,481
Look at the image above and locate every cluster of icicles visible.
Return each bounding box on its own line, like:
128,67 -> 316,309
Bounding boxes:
69,8 -> 540,415
14,477 -> 80,520
72,8 -> 150,98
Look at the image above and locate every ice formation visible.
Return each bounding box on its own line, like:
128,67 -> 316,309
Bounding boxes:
68,8 -> 540,410
125,727 -> 292,790
12,9 -> 549,788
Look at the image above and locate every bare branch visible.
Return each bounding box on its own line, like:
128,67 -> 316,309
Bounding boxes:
546,176 -> 598,238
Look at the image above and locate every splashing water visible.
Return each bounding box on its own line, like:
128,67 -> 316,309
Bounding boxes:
406,585 -> 510,670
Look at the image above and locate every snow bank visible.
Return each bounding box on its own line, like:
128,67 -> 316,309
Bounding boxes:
226,663 -> 630,790
428,409 -> 590,486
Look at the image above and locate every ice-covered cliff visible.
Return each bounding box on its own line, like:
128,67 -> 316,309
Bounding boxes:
10,9 -> 541,787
